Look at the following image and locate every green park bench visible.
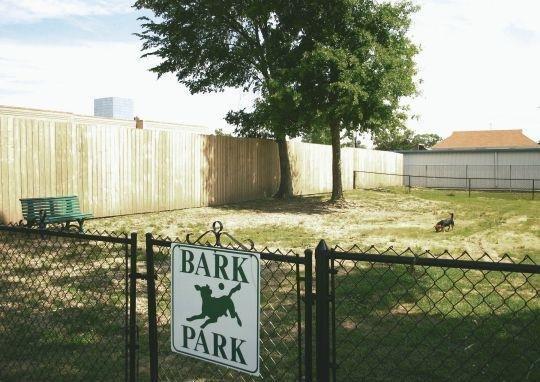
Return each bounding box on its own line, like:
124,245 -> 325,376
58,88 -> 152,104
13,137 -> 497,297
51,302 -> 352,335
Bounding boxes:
20,195 -> 93,232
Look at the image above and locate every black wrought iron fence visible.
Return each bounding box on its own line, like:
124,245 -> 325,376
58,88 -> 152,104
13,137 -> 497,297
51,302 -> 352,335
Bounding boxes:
0,225 -> 138,382
143,222 -> 313,382
315,242 -> 540,381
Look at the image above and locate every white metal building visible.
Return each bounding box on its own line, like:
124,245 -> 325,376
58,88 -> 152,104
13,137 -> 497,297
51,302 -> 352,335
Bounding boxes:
94,97 -> 134,120
401,148 -> 540,190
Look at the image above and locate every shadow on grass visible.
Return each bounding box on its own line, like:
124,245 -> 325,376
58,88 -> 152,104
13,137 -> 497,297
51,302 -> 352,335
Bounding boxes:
217,194 -> 339,216
331,262 -> 540,381
0,232 -> 129,382
0,304 -> 127,382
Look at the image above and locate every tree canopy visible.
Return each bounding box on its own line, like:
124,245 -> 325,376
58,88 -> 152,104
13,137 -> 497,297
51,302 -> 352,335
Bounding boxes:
135,0 -> 313,197
135,0 -> 420,201
372,127 -> 442,151
291,0 -> 419,200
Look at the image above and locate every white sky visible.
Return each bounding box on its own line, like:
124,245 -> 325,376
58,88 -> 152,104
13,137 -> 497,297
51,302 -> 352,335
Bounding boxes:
0,0 -> 539,142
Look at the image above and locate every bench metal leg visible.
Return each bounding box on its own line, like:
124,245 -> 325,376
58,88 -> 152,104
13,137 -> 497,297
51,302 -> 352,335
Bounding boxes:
77,219 -> 84,233
38,210 -> 47,231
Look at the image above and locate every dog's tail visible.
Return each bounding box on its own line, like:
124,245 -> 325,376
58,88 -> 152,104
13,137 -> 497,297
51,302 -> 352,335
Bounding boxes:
228,283 -> 241,297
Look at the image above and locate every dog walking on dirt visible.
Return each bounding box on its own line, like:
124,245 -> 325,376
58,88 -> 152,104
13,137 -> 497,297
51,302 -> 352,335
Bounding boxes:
435,213 -> 454,232
187,283 -> 243,329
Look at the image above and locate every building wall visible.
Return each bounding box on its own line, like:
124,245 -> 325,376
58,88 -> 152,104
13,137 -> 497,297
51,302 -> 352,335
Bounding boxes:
402,149 -> 540,190
94,97 -> 134,120
403,149 -> 540,166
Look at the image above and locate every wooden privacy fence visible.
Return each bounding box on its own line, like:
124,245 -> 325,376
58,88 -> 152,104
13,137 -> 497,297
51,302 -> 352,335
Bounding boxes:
0,110 -> 403,223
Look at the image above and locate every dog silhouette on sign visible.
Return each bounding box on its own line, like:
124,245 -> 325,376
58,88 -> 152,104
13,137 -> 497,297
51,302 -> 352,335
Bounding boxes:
187,283 -> 243,329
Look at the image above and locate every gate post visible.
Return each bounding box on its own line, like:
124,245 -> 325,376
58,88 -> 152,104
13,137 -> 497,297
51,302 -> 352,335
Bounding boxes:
315,240 -> 330,381
145,233 -> 159,382
129,233 -> 138,382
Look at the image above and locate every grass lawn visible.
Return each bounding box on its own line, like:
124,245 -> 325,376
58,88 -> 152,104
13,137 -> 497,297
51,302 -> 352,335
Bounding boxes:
332,260 -> 540,381
0,231 -> 128,382
90,187 -> 539,380
88,187 -> 540,262
1,188 -> 538,381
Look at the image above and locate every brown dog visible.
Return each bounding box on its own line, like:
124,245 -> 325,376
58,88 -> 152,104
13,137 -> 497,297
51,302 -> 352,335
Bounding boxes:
435,213 -> 454,232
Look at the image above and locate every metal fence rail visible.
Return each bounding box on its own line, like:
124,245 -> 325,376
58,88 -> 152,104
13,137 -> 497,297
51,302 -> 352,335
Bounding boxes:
143,223 -> 313,382
315,242 -> 540,381
405,164 -> 540,187
353,170 -> 538,198
0,225 -> 138,382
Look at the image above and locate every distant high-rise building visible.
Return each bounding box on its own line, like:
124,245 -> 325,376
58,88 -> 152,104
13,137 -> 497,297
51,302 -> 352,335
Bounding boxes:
94,97 -> 134,119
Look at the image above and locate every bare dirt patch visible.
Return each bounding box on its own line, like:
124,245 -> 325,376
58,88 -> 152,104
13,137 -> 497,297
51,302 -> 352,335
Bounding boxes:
87,188 -> 540,261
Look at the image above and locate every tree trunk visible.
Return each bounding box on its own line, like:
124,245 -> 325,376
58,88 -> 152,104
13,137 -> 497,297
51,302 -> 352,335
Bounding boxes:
273,137 -> 294,199
330,121 -> 344,202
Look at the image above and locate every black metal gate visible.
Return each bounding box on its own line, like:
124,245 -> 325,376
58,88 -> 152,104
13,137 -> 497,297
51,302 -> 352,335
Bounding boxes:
0,225 -> 139,382
315,241 -> 540,381
143,222 -> 313,382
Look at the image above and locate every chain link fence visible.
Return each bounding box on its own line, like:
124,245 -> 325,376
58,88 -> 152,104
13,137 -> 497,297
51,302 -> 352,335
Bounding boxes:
353,170 -> 538,199
324,245 -> 540,381
0,225 -> 136,382
1,222 -> 538,381
143,228 -> 312,382
404,164 -> 540,192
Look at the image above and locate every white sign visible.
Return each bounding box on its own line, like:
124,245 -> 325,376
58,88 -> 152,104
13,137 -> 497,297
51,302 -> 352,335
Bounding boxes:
171,243 -> 260,375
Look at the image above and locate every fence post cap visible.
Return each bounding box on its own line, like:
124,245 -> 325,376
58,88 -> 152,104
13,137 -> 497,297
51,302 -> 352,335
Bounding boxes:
316,239 -> 329,253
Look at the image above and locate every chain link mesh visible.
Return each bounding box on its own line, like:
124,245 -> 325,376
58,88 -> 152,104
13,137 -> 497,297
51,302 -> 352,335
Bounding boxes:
0,226 -> 133,382
329,245 -> 540,381
3,222 -> 537,381
143,234 -> 308,381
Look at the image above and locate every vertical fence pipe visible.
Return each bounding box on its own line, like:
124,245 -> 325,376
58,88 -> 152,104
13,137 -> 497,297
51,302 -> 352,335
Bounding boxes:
145,233 -> 159,382
465,165 -> 468,189
124,238 -> 129,382
295,254 -> 303,379
468,178 -> 471,198
330,257 -> 337,382
304,249 -> 313,382
408,175 -> 411,194
509,165 -> 512,193
533,179 -> 535,200
129,233 -> 138,382
315,240 -> 330,382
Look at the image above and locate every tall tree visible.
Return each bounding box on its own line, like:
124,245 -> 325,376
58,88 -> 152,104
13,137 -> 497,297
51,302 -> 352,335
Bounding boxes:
134,0 -> 306,199
373,126 -> 442,150
225,89 -> 304,198
293,0 -> 419,201
135,0 -> 419,202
